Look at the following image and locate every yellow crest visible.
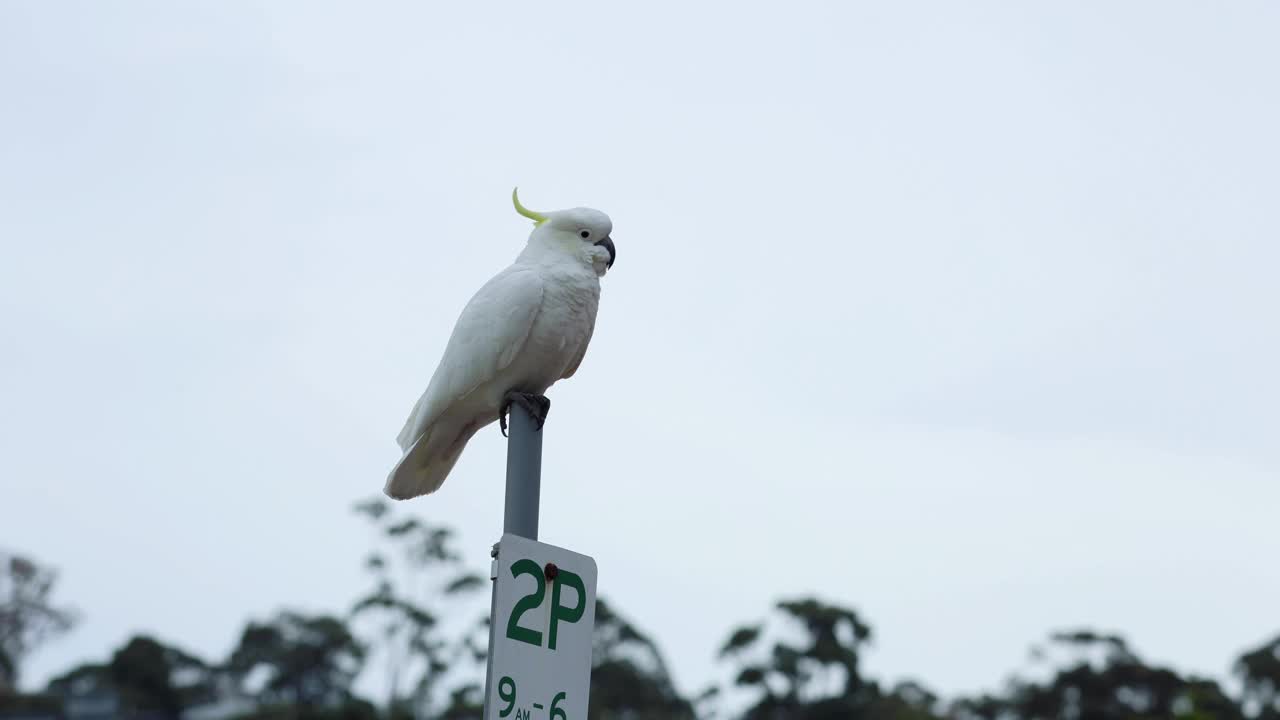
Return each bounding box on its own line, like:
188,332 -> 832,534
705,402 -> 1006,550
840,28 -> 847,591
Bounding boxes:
511,187 -> 547,226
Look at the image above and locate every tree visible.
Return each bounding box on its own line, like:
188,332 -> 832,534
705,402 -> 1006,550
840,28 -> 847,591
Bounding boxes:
0,550 -> 77,694
227,612 -> 365,709
714,597 -> 942,720
112,635 -> 216,714
349,498 -> 486,717
955,629 -> 1242,720
414,597 -> 696,720
1236,633 -> 1280,720
717,597 -> 871,717
45,634 -> 215,717
589,598 -> 696,719
436,682 -> 484,720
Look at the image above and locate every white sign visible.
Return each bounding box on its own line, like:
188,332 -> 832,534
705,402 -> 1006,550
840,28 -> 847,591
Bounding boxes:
486,533 -> 598,720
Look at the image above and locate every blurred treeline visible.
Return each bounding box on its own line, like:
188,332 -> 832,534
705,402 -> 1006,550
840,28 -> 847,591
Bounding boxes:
3,498 -> 1279,720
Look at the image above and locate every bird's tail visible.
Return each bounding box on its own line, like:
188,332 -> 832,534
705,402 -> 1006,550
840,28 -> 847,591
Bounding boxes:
396,394 -> 430,452
384,420 -> 482,500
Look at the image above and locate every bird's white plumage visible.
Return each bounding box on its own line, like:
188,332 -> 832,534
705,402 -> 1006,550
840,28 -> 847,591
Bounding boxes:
385,194 -> 614,500
394,268 -> 545,452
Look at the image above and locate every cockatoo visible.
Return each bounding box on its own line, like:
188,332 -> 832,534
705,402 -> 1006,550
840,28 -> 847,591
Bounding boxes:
384,189 -> 617,500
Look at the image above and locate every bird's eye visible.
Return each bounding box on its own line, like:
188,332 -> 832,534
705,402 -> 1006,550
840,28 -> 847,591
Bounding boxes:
579,230 -> 591,239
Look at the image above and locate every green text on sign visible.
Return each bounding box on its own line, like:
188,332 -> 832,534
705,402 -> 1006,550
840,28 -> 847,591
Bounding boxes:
504,558 -> 586,651
498,676 -> 567,720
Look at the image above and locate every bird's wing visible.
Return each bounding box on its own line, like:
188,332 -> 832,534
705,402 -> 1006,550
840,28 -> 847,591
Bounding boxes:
560,308 -> 596,380
396,267 -> 545,451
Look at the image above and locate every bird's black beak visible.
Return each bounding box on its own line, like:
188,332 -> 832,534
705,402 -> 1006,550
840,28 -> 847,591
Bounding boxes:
594,236 -> 616,269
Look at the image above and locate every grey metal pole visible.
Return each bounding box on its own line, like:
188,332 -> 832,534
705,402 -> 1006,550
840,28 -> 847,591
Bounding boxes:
502,401 -> 543,540
482,401 -> 543,718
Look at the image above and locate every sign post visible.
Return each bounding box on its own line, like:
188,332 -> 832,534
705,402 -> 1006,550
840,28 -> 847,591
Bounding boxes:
481,403 -> 598,720
502,399 -> 543,540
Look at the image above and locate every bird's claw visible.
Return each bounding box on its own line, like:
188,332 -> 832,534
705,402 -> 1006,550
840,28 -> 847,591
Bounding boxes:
499,392 -> 551,437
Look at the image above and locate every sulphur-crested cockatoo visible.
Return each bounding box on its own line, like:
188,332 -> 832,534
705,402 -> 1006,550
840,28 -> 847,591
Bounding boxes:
385,189 -> 617,500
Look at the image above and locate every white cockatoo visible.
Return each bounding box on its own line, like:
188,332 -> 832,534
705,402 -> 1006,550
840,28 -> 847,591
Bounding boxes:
384,189 -> 617,500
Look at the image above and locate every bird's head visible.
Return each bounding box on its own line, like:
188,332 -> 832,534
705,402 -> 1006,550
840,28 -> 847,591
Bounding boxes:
512,188 -> 616,277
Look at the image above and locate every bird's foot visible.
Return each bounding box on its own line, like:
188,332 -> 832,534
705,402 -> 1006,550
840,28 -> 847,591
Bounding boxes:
499,392 -> 551,437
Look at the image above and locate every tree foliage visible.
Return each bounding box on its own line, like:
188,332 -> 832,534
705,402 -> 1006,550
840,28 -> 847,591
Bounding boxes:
1237,633 -> 1280,720
953,630 -> 1243,720
228,612 -> 365,708
349,497 -> 486,717
7,522 -> 1280,720
0,550 -> 77,694
712,597 -> 937,719
45,634 -> 214,716
589,598 -> 696,719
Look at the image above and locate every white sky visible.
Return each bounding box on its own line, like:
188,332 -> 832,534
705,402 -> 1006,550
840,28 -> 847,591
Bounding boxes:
2,0 -> 1277,705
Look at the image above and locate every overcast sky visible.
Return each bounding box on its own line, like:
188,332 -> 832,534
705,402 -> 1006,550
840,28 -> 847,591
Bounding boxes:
2,0 -> 1278,706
